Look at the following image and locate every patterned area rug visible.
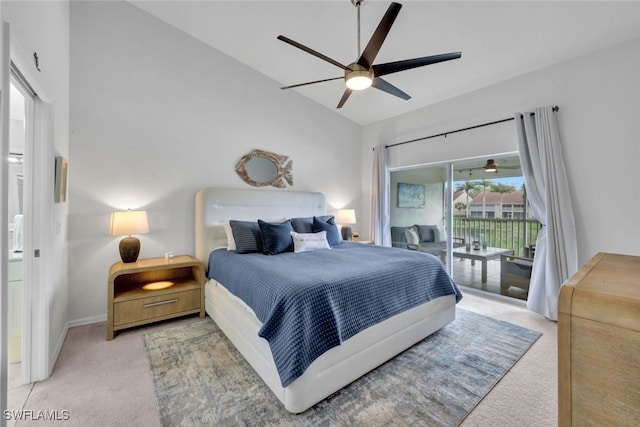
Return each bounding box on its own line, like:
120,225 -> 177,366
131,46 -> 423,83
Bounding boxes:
144,309 -> 541,426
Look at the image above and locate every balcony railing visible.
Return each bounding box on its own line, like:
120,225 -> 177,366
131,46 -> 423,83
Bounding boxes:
451,217 -> 541,257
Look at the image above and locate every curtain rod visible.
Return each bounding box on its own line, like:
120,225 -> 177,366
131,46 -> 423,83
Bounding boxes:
384,106 -> 559,149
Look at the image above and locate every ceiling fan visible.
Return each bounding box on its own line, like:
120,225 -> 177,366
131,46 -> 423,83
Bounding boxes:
457,159 -> 521,176
277,0 -> 462,109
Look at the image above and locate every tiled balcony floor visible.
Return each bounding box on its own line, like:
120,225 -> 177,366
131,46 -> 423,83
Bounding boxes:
447,257 -> 528,301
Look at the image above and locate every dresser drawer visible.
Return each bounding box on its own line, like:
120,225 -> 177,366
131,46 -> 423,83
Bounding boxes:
113,288 -> 200,326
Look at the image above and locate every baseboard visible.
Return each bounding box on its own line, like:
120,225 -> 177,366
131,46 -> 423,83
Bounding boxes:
67,314 -> 107,328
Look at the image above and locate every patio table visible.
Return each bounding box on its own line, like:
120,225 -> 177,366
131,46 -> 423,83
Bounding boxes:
440,246 -> 514,283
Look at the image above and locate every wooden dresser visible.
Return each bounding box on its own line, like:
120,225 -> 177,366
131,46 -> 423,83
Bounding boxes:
558,252 -> 640,426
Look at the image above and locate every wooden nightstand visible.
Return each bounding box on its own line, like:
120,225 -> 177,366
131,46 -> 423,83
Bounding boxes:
107,255 -> 205,340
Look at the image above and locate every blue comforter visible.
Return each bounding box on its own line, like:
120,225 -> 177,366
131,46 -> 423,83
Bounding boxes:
208,242 -> 461,387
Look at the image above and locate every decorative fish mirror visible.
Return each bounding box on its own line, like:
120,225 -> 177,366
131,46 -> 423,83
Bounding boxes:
235,149 -> 293,188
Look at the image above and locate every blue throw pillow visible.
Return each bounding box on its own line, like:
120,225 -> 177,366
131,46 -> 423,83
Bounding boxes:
312,216 -> 341,246
290,215 -> 334,234
229,220 -> 263,254
258,219 -> 294,255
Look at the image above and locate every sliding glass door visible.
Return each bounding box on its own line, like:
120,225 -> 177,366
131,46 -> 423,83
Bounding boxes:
390,154 -> 538,301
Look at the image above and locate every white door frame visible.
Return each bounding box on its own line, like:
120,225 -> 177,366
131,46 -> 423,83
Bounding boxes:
1,22 -> 11,423
1,24 -> 54,390
9,74 -> 35,385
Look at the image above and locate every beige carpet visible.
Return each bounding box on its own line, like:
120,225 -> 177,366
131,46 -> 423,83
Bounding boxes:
7,291 -> 557,426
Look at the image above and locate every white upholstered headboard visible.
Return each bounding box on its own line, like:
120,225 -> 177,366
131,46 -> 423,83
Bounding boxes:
195,187 -> 326,264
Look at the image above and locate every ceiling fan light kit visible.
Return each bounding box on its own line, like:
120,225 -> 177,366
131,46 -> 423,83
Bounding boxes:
277,1 -> 462,108
345,64 -> 374,90
484,159 -> 498,173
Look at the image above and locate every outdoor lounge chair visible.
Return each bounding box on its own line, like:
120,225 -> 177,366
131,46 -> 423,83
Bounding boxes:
500,254 -> 533,294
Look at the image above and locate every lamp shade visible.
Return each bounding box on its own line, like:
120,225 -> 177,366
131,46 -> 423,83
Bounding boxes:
335,209 -> 356,225
110,210 -> 149,236
110,210 -> 149,263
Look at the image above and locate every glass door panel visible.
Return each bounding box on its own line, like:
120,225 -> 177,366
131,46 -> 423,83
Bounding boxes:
390,155 -> 538,302
390,165 -> 450,263
452,155 -> 536,300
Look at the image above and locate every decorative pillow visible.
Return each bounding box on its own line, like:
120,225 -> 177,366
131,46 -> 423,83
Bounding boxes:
258,219 -> 294,255
290,215 -> 334,234
415,225 -> 436,243
229,220 -> 263,254
312,216 -> 341,246
434,225 -> 448,242
405,227 -> 420,246
223,222 -> 236,251
290,231 -> 331,253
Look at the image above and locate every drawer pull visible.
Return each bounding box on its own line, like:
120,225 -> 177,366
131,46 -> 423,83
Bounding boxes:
143,298 -> 178,308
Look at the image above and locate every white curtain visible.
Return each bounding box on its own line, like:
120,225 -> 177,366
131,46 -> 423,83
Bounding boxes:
370,145 -> 391,246
515,106 -> 578,320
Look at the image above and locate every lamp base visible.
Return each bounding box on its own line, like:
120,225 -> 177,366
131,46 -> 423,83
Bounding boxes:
119,236 -> 141,263
341,226 -> 352,241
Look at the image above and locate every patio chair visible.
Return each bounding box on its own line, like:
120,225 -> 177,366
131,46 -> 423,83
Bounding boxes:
500,254 -> 533,294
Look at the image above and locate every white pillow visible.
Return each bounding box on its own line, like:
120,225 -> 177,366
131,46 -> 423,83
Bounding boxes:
290,231 -> 331,253
405,227 -> 420,246
435,225 -> 448,242
223,222 -> 236,251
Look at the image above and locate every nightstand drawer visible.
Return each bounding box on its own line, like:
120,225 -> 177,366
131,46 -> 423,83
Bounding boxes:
113,289 -> 200,326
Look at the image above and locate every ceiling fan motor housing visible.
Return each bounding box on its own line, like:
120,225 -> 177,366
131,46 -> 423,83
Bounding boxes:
345,63 -> 374,90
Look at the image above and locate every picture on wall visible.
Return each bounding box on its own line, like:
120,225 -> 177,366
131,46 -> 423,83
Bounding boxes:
398,183 -> 425,208
55,156 -> 68,203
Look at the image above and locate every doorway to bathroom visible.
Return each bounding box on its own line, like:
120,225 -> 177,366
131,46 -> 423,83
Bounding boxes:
7,71 -> 34,389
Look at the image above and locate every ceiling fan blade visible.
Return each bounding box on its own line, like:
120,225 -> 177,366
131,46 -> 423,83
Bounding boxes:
357,2 -> 402,69
336,88 -> 353,109
373,52 -> 462,77
277,35 -> 348,70
371,77 -> 411,100
281,76 -> 343,90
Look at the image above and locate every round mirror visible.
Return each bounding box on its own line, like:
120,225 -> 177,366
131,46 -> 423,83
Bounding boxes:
235,149 -> 293,188
245,157 -> 278,184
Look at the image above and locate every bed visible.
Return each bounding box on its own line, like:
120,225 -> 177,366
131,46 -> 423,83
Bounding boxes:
195,187 -> 461,413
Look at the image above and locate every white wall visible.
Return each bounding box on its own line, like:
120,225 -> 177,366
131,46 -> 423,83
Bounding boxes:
361,37 -> 640,266
68,1 -> 362,322
2,0 -> 70,373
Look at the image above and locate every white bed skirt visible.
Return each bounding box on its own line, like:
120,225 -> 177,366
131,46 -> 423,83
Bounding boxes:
205,279 -> 456,413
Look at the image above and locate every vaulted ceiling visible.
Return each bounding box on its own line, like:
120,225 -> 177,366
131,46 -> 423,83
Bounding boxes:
130,1 -> 640,125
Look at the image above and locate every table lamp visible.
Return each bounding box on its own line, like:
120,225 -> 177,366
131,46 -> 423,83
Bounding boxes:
336,209 -> 356,241
110,210 -> 149,263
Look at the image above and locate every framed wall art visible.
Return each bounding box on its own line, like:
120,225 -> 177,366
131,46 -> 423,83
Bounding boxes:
55,156 -> 68,203
398,183 -> 425,208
